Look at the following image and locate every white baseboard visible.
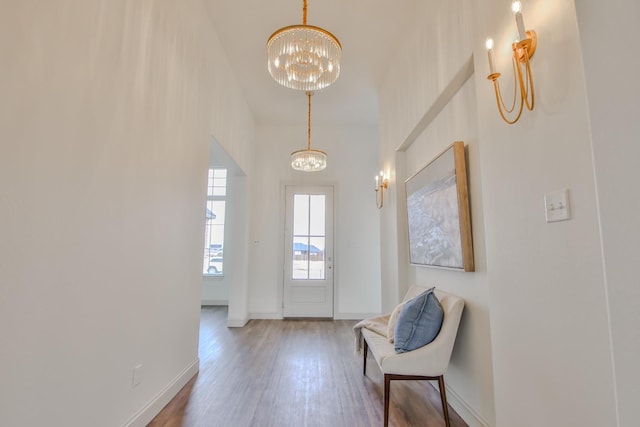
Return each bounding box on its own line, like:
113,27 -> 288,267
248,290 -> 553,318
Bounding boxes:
435,382 -> 492,427
227,318 -> 249,327
247,312 -> 378,320
123,358 -> 199,427
249,312 -> 282,320
334,312 -> 380,320
201,299 -> 228,306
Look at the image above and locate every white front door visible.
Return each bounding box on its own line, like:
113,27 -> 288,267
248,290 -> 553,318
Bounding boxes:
283,186 -> 334,318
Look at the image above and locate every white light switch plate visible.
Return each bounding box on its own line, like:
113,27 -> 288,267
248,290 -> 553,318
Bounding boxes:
132,364 -> 143,388
545,189 -> 571,222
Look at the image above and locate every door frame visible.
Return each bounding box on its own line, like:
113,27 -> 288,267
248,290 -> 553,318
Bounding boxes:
278,182 -> 338,318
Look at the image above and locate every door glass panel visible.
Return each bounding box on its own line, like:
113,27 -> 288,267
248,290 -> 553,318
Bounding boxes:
293,194 -> 309,235
308,236 -> 325,279
309,195 -> 326,236
292,236 -> 309,279
291,193 -> 326,280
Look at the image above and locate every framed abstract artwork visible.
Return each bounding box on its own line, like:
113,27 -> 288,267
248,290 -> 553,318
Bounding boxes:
405,141 -> 474,271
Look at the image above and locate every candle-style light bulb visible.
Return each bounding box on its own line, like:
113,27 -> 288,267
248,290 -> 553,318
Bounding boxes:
486,38 -> 496,74
511,1 -> 527,41
375,175 -> 379,190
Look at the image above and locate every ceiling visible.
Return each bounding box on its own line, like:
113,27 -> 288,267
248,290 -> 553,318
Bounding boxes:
203,0 -> 417,127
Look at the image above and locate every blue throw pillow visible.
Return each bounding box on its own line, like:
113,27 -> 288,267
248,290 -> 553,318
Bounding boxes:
394,287 -> 444,353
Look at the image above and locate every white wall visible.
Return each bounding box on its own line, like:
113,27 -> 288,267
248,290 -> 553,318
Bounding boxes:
575,1 -> 640,426
248,124 -> 381,319
0,1 -> 254,426
402,78 -> 495,427
379,0 -> 627,426
378,1 -> 495,425
472,0 -> 617,425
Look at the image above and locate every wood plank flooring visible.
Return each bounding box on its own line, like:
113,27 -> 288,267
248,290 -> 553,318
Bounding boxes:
148,307 -> 468,427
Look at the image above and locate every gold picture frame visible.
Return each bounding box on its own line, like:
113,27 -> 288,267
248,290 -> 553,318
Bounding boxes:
405,141 -> 474,271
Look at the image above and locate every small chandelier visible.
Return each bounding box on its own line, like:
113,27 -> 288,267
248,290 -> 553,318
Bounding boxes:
291,92 -> 327,172
267,0 -> 341,91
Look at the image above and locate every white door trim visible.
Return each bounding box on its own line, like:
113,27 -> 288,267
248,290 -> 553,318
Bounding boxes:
282,185 -> 334,318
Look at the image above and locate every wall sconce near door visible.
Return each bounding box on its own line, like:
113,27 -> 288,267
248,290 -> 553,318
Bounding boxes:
486,1 -> 537,124
374,171 -> 389,209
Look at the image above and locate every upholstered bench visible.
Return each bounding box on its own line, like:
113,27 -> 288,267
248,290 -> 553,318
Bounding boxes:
358,286 -> 464,427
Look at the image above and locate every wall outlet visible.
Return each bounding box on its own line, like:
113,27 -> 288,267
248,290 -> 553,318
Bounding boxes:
132,364 -> 143,388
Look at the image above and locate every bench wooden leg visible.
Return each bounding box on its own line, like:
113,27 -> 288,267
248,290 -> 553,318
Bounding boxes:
438,375 -> 451,427
381,374 -> 451,427
384,374 -> 391,427
362,339 -> 369,375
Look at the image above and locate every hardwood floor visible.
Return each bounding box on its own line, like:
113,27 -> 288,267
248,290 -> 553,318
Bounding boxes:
148,307 -> 468,427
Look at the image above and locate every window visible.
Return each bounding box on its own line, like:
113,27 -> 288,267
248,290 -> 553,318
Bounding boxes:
203,168 -> 227,275
292,194 -> 326,280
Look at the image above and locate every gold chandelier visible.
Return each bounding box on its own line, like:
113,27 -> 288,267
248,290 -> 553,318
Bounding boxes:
291,92 -> 327,172
267,0 -> 341,91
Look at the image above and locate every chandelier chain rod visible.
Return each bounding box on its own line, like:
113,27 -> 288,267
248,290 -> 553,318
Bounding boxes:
307,91 -> 312,150
302,0 -> 307,25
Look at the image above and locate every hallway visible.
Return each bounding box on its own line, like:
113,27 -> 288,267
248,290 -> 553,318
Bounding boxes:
148,307 -> 467,427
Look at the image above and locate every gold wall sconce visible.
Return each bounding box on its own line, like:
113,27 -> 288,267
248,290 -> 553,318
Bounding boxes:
486,1 -> 537,124
374,171 -> 389,209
